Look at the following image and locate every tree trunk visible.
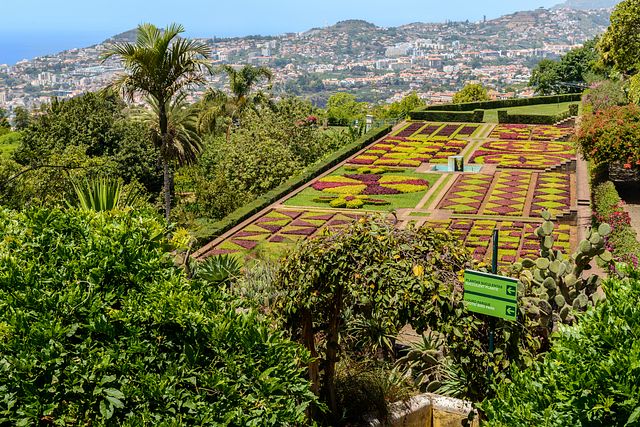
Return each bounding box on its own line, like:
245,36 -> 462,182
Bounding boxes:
163,159 -> 171,221
159,100 -> 171,221
302,310 -> 320,420
322,286 -> 343,421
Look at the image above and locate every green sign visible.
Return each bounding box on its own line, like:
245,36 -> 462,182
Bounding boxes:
464,270 -> 518,321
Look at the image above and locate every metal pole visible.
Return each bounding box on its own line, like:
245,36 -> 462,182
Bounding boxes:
488,228 -> 499,377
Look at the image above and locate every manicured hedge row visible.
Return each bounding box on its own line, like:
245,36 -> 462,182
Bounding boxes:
497,104 -> 579,124
408,109 -> 484,122
414,94 -> 582,113
592,181 -> 640,267
193,125 -> 393,248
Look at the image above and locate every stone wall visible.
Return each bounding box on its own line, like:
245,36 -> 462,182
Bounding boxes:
367,393 -> 479,427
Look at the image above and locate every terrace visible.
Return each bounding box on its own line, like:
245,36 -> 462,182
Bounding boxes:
196,117 -> 583,270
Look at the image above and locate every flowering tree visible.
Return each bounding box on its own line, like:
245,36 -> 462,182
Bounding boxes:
574,104 -> 640,169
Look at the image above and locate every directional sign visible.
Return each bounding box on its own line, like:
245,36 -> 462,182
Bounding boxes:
464,270 -> 518,321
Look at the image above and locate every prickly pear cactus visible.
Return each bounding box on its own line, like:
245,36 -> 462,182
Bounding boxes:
513,210 -> 613,332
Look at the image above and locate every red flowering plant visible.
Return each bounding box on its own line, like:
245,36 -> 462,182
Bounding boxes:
574,104 -> 640,169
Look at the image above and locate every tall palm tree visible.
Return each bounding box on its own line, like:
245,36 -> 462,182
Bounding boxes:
199,64 -> 273,140
103,23 -> 211,220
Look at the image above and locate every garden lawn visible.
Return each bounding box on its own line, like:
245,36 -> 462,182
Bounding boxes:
284,167 -> 440,211
482,101 -> 580,123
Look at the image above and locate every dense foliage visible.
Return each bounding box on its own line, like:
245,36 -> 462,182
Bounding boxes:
0,208 -> 316,425
189,97 -> 354,220
530,40 -> 600,95
574,104 -> 640,167
452,83 -> 490,104
599,0 -> 640,75
373,92 -> 425,119
1,92 -> 161,209
482,270 -> 640,427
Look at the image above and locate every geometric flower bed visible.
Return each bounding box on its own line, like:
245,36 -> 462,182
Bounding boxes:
530,125 -> 574,141
394,122 -> 428,138
310,171 -> 431,209
529,172 -> 571,218
437,174 -> 494,214
490,124 -> 532,140
349,137 -> 468,167
423,218 -> 572,266
490,124 -> 574,141
482,171 -> 532,217
470,151 -> 574,170
392,122 -> 480,139
205,209 -> 361,257
470,140 -> 575,169
284,168 -> 439,211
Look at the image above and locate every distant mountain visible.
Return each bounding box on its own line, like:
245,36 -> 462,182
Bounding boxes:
554,0 -> 620,9
103,29 -> 138,44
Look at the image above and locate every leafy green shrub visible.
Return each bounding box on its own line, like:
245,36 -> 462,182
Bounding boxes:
481,270 -> 640,427
592,181 -> 640,267
0,208 -> 316,425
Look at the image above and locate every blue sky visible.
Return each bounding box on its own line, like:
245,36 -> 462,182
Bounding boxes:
0,0 -> 559,64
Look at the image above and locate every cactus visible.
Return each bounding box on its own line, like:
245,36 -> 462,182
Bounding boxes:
513,210 -> 613,332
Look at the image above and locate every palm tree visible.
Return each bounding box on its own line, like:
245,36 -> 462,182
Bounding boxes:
103,23 -> 211,220
199,64 -> 273,140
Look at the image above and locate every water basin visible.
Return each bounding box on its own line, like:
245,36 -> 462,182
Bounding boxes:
431,164 -> 483,173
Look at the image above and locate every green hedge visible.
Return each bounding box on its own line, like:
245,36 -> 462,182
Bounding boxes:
497,104 -> 578,124
408,109 -> 484,122
193,125 -> 392,247
414,93 -> 582,113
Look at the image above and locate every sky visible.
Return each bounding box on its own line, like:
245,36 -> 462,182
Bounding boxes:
0,0 -> 560,64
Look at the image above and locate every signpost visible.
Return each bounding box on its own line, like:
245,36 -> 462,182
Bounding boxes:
463,270 -> 518,321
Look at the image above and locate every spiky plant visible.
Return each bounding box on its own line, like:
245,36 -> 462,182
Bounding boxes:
68,178 -> 139,211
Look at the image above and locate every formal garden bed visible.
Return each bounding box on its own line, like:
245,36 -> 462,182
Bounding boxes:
204,118 -> 580,267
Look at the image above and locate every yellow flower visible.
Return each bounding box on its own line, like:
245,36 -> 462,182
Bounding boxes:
413,265 -> 425,277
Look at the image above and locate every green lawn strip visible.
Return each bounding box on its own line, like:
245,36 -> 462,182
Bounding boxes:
417,173 -> 454,210
284,170 -> 441,211
482,102 -> 580,123
409,211 -> 431,217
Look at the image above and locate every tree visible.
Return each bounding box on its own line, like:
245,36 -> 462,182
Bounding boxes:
0,108 -> 10,133
136,93 -> 202,168
273,215 -> 470,422
529,60 -> 562,95
12,106 -> 30,130
452,83 -> 490,103
598,0 -> 640,75
199,64 -> 273,140
373,92 -> 426,119
193,97 -> 353,220
325,92 -> 368,124
11,91 -> 162,198
103,23 -> 211,220
629,73 -> 640,105
530,40 -> 602,95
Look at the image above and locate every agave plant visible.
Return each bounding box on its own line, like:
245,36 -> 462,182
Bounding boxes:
394,331 -> 445,392
195,254 -> 242,285
68,177 -> 140,211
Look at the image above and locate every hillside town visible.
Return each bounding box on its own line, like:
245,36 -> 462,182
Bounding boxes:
0,6 -> 611,110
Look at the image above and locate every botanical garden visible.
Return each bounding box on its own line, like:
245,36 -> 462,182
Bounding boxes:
1,1 -> 640,425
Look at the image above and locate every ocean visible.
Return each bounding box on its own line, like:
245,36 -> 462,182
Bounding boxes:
0,31 -> 109,65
